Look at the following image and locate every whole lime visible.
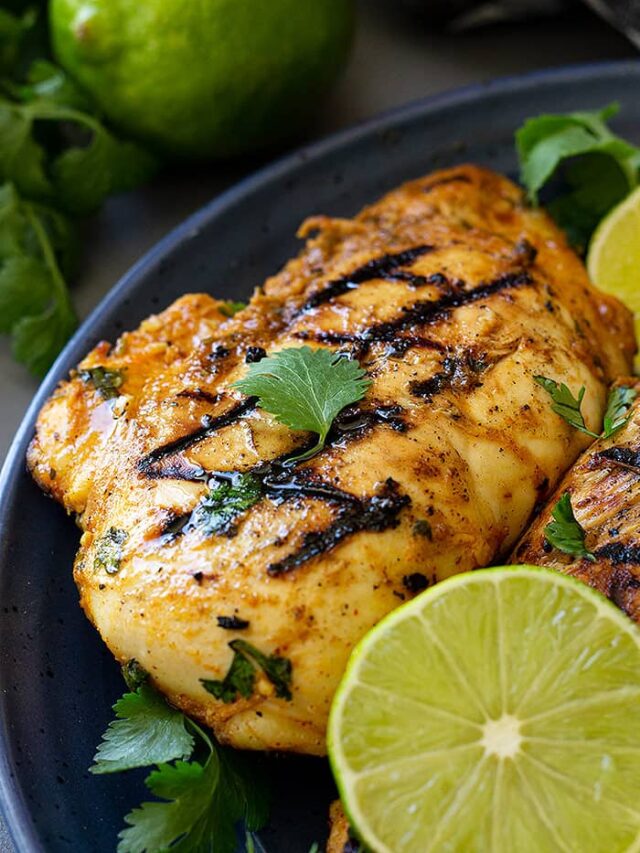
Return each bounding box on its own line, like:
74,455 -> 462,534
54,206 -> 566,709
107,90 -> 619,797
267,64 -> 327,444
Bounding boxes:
49,0 -> 354,160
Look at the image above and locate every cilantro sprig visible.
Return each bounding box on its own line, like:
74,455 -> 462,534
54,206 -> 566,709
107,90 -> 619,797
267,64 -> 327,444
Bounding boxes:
0,17 -> 158,375
602,385 -> 638,439
544,492 -> 595,562
535,377 -> 637,441
233,346 -> 371,463
92,673 -> 269,853
516,104 -> 640,246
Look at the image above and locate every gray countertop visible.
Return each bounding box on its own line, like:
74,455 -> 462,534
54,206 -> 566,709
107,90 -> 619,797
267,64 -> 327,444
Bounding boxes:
0,1 -> 635,849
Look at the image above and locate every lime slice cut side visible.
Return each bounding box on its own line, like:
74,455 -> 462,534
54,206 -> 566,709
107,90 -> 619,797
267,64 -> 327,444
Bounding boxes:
328,566 -> 640,853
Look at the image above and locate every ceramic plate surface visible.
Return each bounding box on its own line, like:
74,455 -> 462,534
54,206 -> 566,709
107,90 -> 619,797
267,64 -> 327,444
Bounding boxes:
1,59 -> 640,853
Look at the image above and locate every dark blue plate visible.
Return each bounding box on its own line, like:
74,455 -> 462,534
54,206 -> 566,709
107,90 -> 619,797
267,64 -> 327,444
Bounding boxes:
1,60 -> 639,853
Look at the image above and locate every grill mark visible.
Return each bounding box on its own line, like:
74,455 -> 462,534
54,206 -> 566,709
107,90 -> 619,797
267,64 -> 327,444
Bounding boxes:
159,466 -> 408,565
176,389 -> 221,405
300,245 -> 434,312
296,270 -> 532,357
596,447 -> 640,472
145,399 -> 409,486
410,352 -> 489,399
138,398 -> 257,476
595,542 -> 640,566
262,471 -> 361,506
267,478 -> 410,576
208,344 -> 231,362
158,470 -> 360,540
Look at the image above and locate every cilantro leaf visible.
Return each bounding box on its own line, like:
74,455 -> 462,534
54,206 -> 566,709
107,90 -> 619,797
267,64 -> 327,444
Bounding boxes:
91,685 -> 195,775
201,650 -> 256,704
0,66 -> 158,214
51,114 -> 158,215
534,375 -> 598,438
0,254 -> 50,332
231,640 -> 292,701
11,295 -> 76,374
544,492 -> 595,562
185,474 -> 263,537
602,385 -> 638,439
201,639 -> 293,704
536,376 -> 638,442
0,185 -> 78,375
233,346 -> 371,462
516,105 -> 640,247
218,300 -> 246,317
79,365 -> 125,399
122,659 -> 150,692
93,682 -> 270,853
94,527 -> 128,574
118,724 -> 269,853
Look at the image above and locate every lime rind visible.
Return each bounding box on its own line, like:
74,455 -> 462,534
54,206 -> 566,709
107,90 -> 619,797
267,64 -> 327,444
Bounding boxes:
328,566 -> 640,853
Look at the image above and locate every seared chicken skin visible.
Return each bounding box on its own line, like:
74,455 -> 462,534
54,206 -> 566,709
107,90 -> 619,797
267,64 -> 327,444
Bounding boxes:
514,378 -> 640,619
28,165 -> 634,755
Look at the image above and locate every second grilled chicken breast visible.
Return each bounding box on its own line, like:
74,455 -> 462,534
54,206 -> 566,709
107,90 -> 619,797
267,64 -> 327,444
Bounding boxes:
28,165 -> 634,755
514,378 -> 640,620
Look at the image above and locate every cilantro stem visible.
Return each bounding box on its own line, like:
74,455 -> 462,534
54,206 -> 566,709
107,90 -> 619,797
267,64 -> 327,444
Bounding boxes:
284,435 -> 327,466
25,202 -> 74,318
184,714 -> 214,756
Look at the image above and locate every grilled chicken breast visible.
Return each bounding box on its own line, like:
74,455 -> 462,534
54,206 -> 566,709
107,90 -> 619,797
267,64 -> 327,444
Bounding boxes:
28,165 -> 634,755
513,378 -> 640,619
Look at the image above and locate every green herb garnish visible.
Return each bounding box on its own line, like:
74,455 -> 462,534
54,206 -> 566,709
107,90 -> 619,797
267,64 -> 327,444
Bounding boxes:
79,365 -> 125,399
0,27 -> 158,375
121,659 -> 149,692
0,184 -> 77,375
218,300 -> 246,317
201,639 -> 293,704
91,682 -> 269,852
544,492 -> 595,562
233,346 -> 371,463
516,104 -> 640,247
91,685 -> 194,775
534,375 -> 595,437
535,376 -> 637,440
602,385 -> 638,439
94,527 -> 128,574
186,473 -> 263,537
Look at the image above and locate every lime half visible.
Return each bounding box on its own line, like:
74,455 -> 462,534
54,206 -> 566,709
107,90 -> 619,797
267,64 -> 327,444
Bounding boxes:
328,566 -> 640,853
587,185 -> 640,371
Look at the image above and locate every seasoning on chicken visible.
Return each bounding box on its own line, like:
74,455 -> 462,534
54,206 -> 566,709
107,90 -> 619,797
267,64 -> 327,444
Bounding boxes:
513,378 -> 640,621
28,165 -> 634,755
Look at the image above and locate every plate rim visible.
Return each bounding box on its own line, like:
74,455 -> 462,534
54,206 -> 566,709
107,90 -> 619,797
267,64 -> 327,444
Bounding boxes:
0,56 -> 638,852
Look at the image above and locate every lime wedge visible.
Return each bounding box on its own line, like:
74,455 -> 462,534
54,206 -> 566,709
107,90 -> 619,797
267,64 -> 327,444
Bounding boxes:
587,186 -> 640,371
328,566 -> 640,853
